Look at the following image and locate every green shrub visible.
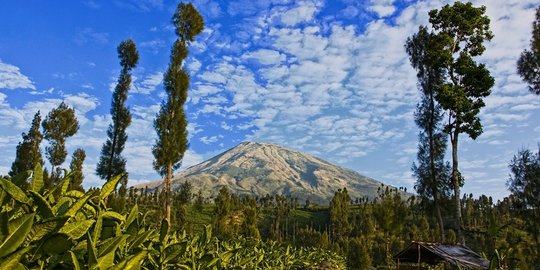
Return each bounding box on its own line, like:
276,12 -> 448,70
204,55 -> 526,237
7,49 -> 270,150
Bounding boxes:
0,165 -> 345,269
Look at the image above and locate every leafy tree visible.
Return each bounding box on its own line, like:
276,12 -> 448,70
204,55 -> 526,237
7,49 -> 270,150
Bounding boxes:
507,147 -> 540,211
172,180 -> 193,230
268,194 -> 291,242
329,188 -> 351,239
153,2 -> 204,224
96,39 -> 139,211
214,186 -> 232,237
241,196 -> 260,239
194,190 -> 204,212
42,102 -> 79,183
517,6 -> 540,95
406,26 -> 451,242
348,237 -> 371,270
423,2 -> 495,243
507,147 -> 540,263
9,111 -> 43,178
68,148 -> 86,192
176,180 -> 193,205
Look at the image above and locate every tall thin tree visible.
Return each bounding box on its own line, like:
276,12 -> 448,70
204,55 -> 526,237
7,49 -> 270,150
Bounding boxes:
42,102 -> 79,184
406,26 -> 451,242
9,111 -> 43,178
153,2 -> 204,224
424,2 -> 495,243
96,39 -> 139,209
517,6 -> 540,95
69,148 -> 86,192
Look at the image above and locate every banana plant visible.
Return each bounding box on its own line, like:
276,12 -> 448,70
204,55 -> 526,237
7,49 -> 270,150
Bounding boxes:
1,165 -> 345,269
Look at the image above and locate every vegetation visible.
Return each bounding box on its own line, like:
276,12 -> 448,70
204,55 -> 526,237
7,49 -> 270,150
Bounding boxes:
153,2 -> 203,225
2,1 -> 539,269
411,1 -> 495,243
9,111 -> 44,179
96,39 -> 139,213
406,26 -> 451,242
68,148 -> 86,192
0,166 -> 345,269
42,102 -> 79,185
517,6 -> 540,95
123,182 -> 538,268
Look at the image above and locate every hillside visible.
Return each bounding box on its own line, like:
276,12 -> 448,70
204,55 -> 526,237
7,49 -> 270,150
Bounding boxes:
137,142 -> 393,204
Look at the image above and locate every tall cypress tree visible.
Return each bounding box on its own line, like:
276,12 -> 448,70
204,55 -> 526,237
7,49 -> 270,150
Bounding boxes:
153,2 -> 204,224
406,26 -> 451,242
9,111 -> 43,178
423,2 -> 494,243
69,148 -> 86,192
96,39 -> 139,210
517,6 -> 540,95
42,102 -> 79,184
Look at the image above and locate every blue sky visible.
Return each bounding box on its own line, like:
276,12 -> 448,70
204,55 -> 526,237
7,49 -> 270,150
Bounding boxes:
0,0 -> 538,200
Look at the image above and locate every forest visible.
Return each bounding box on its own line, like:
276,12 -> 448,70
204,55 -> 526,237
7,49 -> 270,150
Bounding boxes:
1,1 -> 539,269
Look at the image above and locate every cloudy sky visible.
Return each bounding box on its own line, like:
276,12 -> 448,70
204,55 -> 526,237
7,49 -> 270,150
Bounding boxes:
0,0 -> 538,200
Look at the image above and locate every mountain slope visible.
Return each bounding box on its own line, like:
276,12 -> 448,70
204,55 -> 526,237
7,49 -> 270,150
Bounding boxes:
138,142 -> 393,204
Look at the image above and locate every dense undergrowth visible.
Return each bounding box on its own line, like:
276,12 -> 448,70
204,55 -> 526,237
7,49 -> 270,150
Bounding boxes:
0,165 -> 345,269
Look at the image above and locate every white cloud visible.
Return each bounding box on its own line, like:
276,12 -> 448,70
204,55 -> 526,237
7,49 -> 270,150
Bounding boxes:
242,49 -> 286,65
279,1 -> 321,26
0,60 -> 36,90
200,135 -> 220,144
185,0 -> 539,200
139,39 -> 166,54
221,121 -> 232,130
133,72 -> 163,94
188,58 -> 202,73
369,0 -> 396,17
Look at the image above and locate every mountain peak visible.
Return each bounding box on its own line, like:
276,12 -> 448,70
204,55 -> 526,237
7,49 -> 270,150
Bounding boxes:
139,142 -> 391,204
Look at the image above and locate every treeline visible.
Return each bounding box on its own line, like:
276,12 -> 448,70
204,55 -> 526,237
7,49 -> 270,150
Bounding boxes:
123,178 -> 538,269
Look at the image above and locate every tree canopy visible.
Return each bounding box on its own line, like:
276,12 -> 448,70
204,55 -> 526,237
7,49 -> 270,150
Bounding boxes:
517,6 -> 540,95
9,111 -> 43,178
42,102 -> 79,182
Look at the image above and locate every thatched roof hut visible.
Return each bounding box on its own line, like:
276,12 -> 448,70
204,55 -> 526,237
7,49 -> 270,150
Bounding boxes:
393,241 -> 489,269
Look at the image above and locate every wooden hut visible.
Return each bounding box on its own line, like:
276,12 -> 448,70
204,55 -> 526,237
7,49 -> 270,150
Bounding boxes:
393,241 -> 489,269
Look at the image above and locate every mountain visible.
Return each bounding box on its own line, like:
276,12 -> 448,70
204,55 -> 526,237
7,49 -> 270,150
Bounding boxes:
137,142 -> 395,204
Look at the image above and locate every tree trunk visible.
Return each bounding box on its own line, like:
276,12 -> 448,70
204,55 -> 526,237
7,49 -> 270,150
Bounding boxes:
451,128 -> 464,244
428,92 -> 445,242
165,161 -> 172,226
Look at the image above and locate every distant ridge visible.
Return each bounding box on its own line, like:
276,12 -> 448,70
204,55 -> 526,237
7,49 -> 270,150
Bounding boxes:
136,141 -> 398,204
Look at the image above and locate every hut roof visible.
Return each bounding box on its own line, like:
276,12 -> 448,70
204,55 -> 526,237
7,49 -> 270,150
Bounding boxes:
393,241 -> 489,269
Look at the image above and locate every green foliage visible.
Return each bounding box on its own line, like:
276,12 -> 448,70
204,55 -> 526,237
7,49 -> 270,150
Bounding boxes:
241,196 -> 260,239
153,2 -> 205,225
97,39 -> 139,214
213,186 -> 235,238
42,102 -> 79,183
507,147 -> 540,213
9,111 -> 43,178
506,147 -> 540,265
329,188 -> 351,239
69,148 -> 86,192
418,1 -> 495,243
0,166 -> 345,269
517,6 -> 540,95
172,3 -> 204,42
406,24 -> 452,243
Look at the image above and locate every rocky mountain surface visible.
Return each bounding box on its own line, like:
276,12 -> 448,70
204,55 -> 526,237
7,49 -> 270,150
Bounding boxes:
137,142 -> 394,204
